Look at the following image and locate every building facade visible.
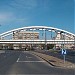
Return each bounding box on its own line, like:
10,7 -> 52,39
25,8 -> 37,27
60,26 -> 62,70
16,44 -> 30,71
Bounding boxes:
55,32 -> 74,49
13,31 -> 39,40
13,31 -> 39,50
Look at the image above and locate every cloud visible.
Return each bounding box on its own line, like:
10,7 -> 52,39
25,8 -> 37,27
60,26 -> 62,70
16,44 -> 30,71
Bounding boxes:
0,12 -> 30,25
0,12 -> 15,23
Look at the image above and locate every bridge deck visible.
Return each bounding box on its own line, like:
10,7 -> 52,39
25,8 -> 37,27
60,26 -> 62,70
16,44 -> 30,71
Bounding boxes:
0,40 -> 74,44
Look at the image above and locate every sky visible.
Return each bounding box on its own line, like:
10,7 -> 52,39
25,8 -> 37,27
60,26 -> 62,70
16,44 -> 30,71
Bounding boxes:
0,0 -> 74,34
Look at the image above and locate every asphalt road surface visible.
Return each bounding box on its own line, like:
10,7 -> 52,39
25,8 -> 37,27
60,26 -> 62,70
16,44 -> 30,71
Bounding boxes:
0,50 -> 75,75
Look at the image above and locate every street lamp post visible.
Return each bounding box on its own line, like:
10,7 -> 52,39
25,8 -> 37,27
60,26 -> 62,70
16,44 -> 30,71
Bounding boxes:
74,36 -> 75,50
44,29 -> 47,50
60,31 -> 65,49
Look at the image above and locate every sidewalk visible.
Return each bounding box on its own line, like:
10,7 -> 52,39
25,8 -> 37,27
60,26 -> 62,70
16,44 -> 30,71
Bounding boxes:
31,51 -> 75,69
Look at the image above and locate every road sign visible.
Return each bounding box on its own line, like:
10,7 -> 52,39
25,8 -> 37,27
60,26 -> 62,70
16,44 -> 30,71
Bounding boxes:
61,49 -> 67,64
61,49 -> 67,55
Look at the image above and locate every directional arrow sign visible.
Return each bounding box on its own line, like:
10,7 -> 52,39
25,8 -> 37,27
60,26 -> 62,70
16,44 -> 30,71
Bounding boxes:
61,49 -> 67,55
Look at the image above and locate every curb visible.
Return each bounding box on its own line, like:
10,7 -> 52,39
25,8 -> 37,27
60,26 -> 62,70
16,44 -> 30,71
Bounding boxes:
31,52 -> 56,67
31,51 -> 75,69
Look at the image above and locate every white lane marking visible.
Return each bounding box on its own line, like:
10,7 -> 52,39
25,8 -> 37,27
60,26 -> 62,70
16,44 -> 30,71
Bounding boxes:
17,61 -> 46,63
16,54 -> 21,62
26,56 -> 27,57
28,57 -> 32,58
16,53 -> 45,63
16,58 -> 20,62
26,56 -> 32,58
